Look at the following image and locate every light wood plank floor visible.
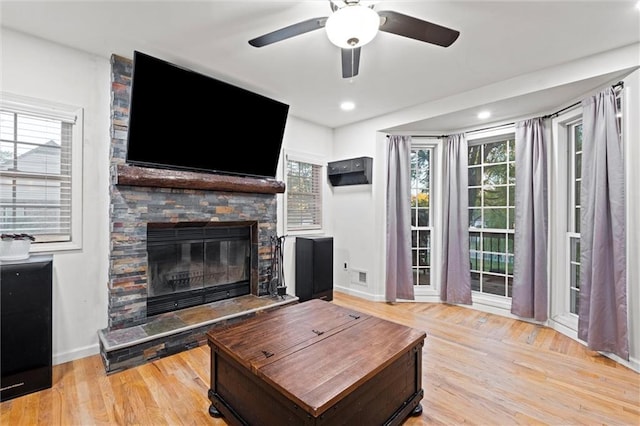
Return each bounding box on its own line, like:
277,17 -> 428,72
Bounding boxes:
2,292 -> 639,425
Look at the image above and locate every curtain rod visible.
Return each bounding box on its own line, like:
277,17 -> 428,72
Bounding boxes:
387,81 -> 625,138
542,81 -> 624,120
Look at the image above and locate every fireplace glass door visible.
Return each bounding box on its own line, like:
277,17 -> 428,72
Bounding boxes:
146,224 -> 251,316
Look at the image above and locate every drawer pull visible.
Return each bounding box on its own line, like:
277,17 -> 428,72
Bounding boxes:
312,329 -> 324,336
261,350 -> 274,358
349,314 -> 360,320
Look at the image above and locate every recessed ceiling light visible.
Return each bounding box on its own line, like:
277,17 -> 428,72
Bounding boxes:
340,101 -> 355,111
477,110 -> 491,119
636,1 -> 640,10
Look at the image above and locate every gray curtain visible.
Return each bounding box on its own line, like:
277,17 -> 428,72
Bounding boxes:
385,135 -> 414,301
511,118 -> 548,321
578,88 -> 629,360
440,134 -> 471,304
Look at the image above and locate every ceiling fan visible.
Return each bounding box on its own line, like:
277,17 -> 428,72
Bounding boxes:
248,0 -> 460,79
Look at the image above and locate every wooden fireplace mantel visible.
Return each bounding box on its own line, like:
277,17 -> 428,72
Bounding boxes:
115,164 -> 286,194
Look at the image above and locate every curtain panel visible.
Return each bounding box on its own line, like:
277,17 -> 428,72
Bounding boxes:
439,133 -> 472,304
578,87 -> 629,360
511,118 -> 549,321
385,135 -> 415,302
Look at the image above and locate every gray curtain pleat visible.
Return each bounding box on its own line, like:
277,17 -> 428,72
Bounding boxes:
385,135 -> 415,301
511,118 -> 549,321
440,134 -> 472,304
578,88 -> 629,360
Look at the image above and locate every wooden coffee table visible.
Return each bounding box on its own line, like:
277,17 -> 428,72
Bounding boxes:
207,298 -> 426,425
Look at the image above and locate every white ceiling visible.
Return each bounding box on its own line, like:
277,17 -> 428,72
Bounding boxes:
1,1 -> 639,130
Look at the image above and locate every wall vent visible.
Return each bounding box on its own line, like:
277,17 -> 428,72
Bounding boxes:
350,269 -> 368,286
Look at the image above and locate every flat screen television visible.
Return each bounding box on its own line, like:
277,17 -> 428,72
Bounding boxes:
125,51 -> 289,179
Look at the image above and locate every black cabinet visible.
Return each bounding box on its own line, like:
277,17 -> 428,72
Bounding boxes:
1,255 -> 53,402
295,237 -> 333,302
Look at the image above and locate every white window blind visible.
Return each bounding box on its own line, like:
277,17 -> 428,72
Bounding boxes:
0,97 -> 76,243
286,159 -> 322,231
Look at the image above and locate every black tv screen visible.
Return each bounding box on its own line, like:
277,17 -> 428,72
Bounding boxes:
125,51 -> 289,179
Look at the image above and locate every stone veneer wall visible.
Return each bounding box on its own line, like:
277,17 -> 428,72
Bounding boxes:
108,54 -> 277,330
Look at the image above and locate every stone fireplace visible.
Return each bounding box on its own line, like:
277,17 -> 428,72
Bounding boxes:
107,54 -> 284,330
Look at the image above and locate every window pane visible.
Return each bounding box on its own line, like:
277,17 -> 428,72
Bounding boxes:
570,238 -> 580,263
417,208 -> 429,227
469,232 -> 481,251
507,233 -> 514,254
484,208 -> 507,229
469,208 -> 482,228
469,188 -> 482,207
483,253 -> 506,274
468,145 -> 482,165
484,186 -> 507,207
508,208 -> 515,230
484,142 -> 507,163
483,233 -> 506,252
470,250 -> 480,270
418,249 -> 429,266
418,231 -> 429,248
468,166 -> 482,186
418,269 -> 431,286
484,164 -> 508,186
471,272 -> 481,291
483,274 -> 506,296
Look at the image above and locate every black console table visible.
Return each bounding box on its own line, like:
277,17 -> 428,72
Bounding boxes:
0,255 -> 53,401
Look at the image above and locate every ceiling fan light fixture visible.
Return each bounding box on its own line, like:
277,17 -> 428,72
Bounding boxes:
325,5 -> 380,49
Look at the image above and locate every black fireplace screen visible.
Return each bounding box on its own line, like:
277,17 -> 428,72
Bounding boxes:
146,224 -> 251,316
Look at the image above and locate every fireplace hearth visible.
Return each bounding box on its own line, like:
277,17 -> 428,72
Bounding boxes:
146,222 -> 252,316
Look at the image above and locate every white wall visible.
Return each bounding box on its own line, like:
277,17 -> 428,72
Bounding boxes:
1,29 -> 111,363
3,27 -> 637,371
277,116 -> 334,297
330,43 -> 640,371
0,28 -> 335,364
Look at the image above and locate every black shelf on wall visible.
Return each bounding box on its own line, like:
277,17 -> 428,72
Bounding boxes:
327,157 -> 372,186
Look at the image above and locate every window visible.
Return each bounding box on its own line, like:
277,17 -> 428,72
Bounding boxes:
468,133 -> 515,297
567,121 -> 582,314
0,93 -> 82,248
286,157 -> 322,231
566,89 -> 623,316
410,146 -> 433,286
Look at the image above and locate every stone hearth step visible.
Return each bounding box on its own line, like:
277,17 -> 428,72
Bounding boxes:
98,294 -> 298,374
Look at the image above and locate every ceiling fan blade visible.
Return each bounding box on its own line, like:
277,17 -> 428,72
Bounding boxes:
249,17 -> 328,47
341,47 -> 361,78
378,10 -> 460,47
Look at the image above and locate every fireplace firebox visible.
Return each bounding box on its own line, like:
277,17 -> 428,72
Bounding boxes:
146,222 -> 251,317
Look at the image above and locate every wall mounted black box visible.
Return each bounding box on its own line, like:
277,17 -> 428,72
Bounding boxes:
327,156 -> 372,186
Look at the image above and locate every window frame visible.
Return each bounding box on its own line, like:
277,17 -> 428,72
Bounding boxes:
409,137 -> 441,298
0,92 -> 83,253
283,150 -> 324,234
550,107 -> 582,331
410,143 -> 434,288
466,126 -> 516,308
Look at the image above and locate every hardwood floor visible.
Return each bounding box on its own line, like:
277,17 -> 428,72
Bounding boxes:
2,291 -> 638,425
